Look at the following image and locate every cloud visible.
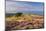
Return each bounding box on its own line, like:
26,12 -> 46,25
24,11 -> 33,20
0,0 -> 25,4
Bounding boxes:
16,6 -> 43,11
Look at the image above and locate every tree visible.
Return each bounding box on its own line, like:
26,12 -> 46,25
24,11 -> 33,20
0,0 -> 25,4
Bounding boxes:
15,13 -> 23,17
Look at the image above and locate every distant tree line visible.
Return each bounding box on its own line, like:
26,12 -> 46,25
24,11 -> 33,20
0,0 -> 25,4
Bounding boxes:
6,13 -> 23,17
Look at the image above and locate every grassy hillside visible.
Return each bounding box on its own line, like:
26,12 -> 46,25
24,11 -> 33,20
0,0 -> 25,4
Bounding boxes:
5,13 -> 44,31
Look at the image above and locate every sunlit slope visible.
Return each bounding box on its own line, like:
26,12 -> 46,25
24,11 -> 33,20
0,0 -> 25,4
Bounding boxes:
6,14 -> 32,22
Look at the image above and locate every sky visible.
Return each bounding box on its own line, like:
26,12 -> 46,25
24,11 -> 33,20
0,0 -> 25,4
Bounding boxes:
6,0 -> 44,15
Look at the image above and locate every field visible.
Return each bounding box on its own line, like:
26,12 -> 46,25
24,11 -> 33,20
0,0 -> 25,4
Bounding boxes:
5,13 -> 44,31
